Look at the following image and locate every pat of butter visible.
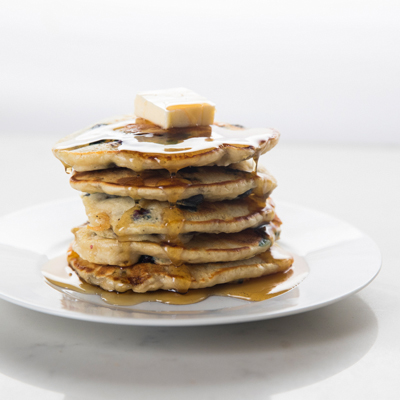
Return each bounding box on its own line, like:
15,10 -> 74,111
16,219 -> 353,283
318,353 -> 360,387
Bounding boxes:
134,87 -> 216,129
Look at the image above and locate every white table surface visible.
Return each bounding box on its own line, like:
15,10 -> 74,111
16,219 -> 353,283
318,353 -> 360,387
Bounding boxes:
0,134 -> 399,400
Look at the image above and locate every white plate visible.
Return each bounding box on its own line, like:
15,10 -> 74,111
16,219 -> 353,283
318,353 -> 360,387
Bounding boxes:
0,198 -> 381,326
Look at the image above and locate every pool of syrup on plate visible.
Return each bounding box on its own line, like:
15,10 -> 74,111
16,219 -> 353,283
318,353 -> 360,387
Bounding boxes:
42,247 -> 309,307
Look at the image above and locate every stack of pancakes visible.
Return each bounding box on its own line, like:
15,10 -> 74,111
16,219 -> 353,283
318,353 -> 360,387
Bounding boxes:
53,116 -> 294,294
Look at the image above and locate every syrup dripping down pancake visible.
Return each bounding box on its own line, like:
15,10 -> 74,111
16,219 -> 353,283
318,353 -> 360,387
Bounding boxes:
82,193 -> 276,236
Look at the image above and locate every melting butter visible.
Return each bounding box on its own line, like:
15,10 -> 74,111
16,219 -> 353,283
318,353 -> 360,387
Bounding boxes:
135,88 -> 215,129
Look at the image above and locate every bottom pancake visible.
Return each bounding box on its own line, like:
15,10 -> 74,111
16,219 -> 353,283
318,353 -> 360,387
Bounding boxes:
67,245 -> 294,293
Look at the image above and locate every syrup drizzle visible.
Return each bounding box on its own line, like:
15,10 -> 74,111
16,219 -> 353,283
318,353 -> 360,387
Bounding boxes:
159,170 -> 189,273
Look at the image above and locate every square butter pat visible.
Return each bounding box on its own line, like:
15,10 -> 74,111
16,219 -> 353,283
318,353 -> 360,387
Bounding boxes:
134,87 -> 216,129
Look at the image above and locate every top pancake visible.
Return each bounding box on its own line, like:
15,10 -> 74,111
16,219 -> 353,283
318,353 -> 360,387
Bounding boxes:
52,115 -> 280,172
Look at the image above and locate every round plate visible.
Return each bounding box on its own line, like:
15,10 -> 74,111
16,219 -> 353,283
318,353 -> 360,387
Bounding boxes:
0,198 -> 381,326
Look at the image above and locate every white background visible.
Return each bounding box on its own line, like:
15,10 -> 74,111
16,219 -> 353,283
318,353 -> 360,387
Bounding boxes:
1,0 -> 399,143
1,2 -> 400,399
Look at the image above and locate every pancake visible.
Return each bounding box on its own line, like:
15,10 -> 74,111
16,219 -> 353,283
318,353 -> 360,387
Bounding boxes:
70,165 -> 277,202
67,244 -> 294,293
52,115 -> 280,172
71,222 -> 281,266
82,192 -> 276,236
